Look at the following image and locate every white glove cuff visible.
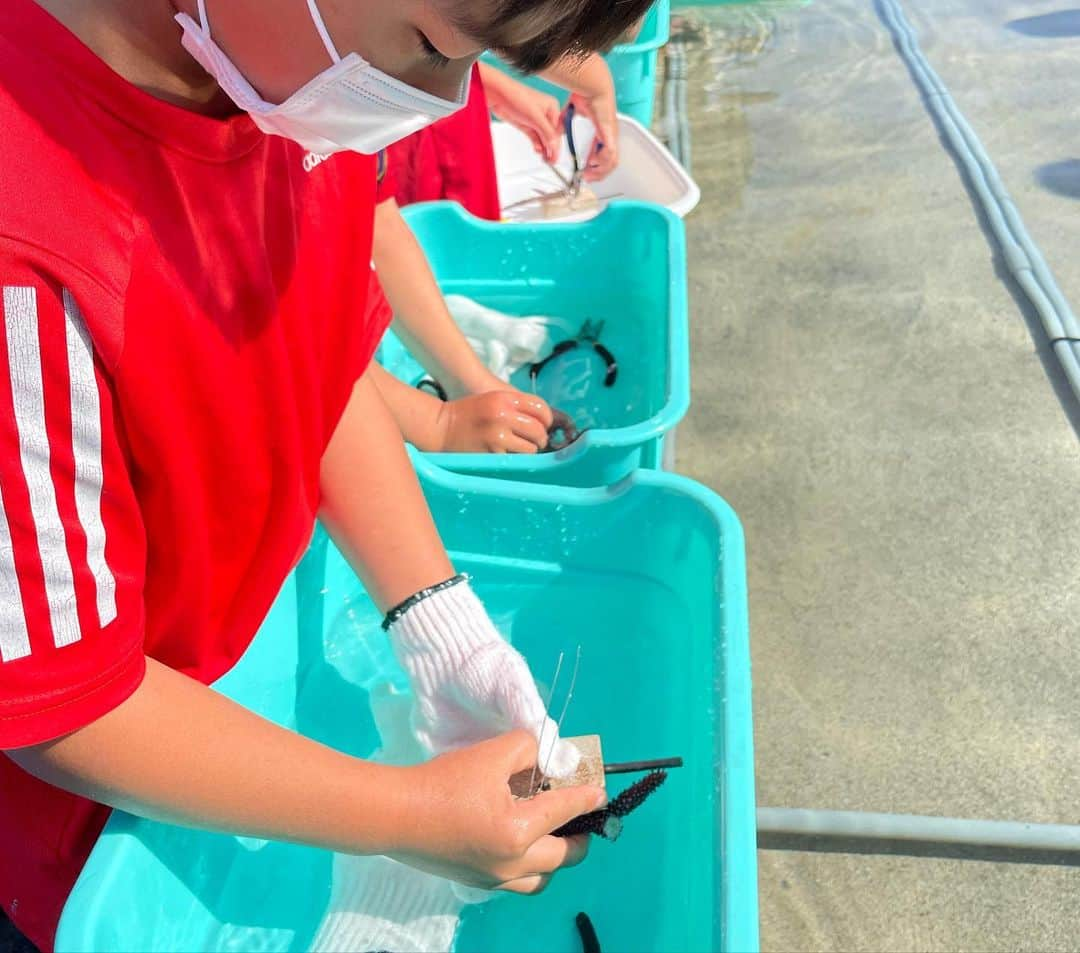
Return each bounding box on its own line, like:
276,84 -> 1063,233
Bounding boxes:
387,578 -> 501,670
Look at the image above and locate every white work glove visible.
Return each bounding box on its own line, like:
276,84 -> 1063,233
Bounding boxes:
311,685 -> 466,953
385,577 -> 581,779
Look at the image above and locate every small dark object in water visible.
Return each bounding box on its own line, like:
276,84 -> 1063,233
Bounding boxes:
543,409 -> 583,453
576,912 -> 602,953
553,770 -> 668,840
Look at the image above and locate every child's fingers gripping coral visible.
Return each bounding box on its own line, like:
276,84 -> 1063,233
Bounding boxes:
438,391 -> 554,453
389,731 -> 604,889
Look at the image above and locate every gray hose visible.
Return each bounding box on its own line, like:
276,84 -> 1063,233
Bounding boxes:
758,807 -> 1080,852
674,41 -> 692,172
663,39 -> 692,171
662,43 -> 678,151
877,0 -> 1080,403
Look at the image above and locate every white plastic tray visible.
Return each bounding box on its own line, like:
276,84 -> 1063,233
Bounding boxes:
492,113 -> 700,223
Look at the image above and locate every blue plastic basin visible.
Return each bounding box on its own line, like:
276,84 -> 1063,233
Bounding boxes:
384,201 -> 690,487
56,459 -> 756,953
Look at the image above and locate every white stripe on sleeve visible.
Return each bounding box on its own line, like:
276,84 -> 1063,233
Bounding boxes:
4,285 -> 81,649
0,480 -> 31,662
63,290 -> 116,628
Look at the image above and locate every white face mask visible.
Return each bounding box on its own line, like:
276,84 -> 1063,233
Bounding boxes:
176,0 -> 469,155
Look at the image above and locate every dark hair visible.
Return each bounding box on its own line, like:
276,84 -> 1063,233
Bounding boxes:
454,0 -> 656,72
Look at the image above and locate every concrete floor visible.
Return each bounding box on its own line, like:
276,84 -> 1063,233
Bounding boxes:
671,0 -> 1080,949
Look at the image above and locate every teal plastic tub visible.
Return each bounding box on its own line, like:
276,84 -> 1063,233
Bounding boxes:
56,459 -> 758,953
383,201 -> 689,487
482,0 -> 670,128
606,0 -> 671,128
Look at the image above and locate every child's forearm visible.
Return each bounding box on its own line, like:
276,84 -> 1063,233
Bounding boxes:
373,200 -> 493,397
320,370 -> 456,610
9,658 -> 412,855
366,361 -> 448,452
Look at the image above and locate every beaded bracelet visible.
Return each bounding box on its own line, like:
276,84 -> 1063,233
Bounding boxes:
381,572 -> 470,631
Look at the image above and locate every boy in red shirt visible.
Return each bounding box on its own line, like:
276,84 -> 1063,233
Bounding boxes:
0,0 -> 651,948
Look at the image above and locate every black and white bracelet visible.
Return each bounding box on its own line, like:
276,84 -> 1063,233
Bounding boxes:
381,572 -> 470,631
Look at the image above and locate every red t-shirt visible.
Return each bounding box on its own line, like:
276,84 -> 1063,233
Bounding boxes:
365,151 -> 397,329
0,2 -> 384,947
385,64 -> 502,220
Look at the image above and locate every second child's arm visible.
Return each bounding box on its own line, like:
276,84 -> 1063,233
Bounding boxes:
373,198 -> 499,400
367,361 -> 552,455
371,198 -> 554,453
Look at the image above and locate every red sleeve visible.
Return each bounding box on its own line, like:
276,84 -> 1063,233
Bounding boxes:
384,129 -> 444,208
0,258 -> 146,748
375,149 -> 398,205
430,65 -> 502,221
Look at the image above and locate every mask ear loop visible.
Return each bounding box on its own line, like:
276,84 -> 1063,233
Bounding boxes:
196,0 -> 210,31
305,0 -> 343,63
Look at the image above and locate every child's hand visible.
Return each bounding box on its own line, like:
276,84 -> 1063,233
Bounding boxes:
392,731 -> 605,893
567,91 -> 619,181
486,81 -> 563,164
437,390 -> 554,454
